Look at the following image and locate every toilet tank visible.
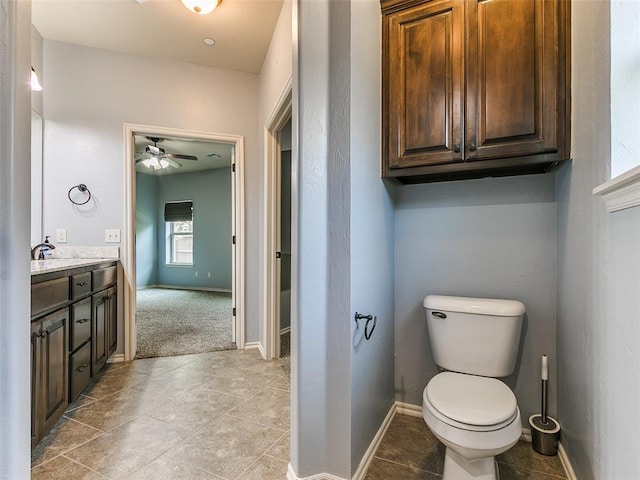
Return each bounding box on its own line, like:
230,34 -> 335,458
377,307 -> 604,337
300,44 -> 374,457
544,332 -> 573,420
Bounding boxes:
424,295 -> 525,377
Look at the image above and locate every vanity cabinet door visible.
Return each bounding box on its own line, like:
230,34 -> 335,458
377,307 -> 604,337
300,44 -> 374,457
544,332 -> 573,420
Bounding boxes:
106,287 -> 118,356
39,308 -> 69,436
31,321 -> 42,448
92,291 -> 109,374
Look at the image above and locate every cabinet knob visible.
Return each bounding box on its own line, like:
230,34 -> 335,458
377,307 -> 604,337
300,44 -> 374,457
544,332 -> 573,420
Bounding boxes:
453,144 -> 461,153
469,142 -> 477,151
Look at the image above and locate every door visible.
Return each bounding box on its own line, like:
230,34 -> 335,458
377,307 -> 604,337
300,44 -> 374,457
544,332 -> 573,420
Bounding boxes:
385,0 -> 464,170
92,291 -> 109,373
465,0 -> 560,161
31,321 -> 42,448
40,308 -> 69,434
107,287 -> 118,356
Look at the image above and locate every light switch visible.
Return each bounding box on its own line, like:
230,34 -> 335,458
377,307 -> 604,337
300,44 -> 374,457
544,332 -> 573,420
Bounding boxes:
105,229 -> 121,243
56,228 -> 67,243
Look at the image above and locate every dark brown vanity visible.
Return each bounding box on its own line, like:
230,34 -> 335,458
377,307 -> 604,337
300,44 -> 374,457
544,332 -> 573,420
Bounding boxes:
31,260 -> 118,447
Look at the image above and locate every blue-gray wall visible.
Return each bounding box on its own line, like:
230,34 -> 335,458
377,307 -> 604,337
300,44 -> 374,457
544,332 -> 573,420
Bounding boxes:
136,172 -> 158,287
136,167 -> 232,290
349,0 -> 396,475
556,2 -> 640,477
394,174 -> 557,427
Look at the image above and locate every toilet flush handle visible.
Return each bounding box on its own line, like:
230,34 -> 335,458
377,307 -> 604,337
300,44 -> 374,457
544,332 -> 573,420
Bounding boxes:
431,311 -> 447,319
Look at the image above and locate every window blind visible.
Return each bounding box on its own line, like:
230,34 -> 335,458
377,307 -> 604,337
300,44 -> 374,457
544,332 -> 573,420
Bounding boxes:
164,201 -> 193,222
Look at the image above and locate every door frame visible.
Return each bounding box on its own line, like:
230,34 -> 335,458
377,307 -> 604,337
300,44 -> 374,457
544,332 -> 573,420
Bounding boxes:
263,80 -> 292,360
123,123 -> 246,361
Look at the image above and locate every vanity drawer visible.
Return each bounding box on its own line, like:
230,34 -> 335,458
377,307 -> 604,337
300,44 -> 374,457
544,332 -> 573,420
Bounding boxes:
93,266 -> 116,291
32,277 -> 69,317
70,272 -> 92,300
70,297 -> 92,352
69,341 -> 92,402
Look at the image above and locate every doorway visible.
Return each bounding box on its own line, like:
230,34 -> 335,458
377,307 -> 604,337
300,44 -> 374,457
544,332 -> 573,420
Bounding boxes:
263,84 -> 292,360
133,134 -> 236,358
123,124 -> 246,361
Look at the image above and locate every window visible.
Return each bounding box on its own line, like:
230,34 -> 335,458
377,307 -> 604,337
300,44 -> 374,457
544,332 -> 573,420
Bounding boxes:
165,201 -> 193,265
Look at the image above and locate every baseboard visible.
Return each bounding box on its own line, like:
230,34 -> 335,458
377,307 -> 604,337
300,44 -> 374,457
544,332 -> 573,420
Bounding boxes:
286,463 -> 348,480
558,443 -> 577,480
108,353 -> 125,363
244,341 -> 265,358
280,326 -> 291,335
148,284 -> 232,294
352,403 -> 397,480
395,401 -> 422,418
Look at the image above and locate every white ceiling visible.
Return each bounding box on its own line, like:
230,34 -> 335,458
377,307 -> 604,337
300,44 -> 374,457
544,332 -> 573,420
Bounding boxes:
32,0 -> 284,74
32,1 -> 280,175
134,135 -> 233,175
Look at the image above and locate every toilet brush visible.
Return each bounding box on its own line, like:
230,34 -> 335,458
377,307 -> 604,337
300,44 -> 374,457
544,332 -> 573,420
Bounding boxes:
528,355 -> 560,455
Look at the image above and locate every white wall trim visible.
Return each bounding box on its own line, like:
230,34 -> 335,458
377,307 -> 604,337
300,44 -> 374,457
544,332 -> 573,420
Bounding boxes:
286,463 -> 349,480
395,401 -> 422,418
593,164 -> 640,212
108,353 -> 125,363
244,341 -> 265,358
123,123 -> 246,361
262,77 -> 293,360
144,284 -> 232,294
558,443 -> 578,480
352,403 -> 397,480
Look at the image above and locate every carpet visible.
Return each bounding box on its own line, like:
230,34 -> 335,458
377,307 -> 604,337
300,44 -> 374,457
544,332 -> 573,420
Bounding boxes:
135,288 -> 236,359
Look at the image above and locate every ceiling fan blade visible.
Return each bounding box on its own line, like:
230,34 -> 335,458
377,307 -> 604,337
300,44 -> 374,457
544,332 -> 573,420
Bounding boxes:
164,157 -> 183,168
166,153 -> 198,161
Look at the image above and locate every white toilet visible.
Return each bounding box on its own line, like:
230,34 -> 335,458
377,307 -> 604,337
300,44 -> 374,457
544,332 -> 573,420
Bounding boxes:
422,295 -> 526,480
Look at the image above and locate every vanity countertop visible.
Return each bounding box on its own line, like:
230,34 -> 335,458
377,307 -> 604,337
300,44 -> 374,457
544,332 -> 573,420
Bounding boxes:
31,258 -> 117,276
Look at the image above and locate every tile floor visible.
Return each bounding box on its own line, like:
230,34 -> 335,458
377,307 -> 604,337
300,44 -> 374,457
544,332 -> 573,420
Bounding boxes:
364,414 -> 567,480
32,348 -> 566,480
31,349 -> 290,480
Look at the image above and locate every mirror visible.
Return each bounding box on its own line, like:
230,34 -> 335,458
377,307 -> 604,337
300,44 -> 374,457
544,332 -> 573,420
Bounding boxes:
31,111 -> 43,246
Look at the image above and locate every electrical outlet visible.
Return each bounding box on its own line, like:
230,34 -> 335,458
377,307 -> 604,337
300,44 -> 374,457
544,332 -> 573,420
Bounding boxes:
207,272 -> 211,278
105,229 -> 121,243
195,271 -> 199,277
56,228 -> 67,243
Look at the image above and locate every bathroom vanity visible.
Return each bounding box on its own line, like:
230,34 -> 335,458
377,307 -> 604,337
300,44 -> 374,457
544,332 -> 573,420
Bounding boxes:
30,259 -> 119,447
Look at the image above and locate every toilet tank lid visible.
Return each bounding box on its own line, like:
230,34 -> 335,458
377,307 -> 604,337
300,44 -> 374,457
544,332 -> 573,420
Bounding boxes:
423,295 -> 525,316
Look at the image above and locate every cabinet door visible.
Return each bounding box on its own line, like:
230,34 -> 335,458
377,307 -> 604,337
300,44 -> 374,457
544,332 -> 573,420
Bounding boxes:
92,291 -> 109,374
40,308 -> 69,434
465,0 -> 561,161
385,0 -> 464,170
31,322 -> 42,448
106,287 -> 117,356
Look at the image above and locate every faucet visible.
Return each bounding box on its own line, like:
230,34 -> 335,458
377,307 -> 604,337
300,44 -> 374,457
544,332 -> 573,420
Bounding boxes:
31,236 -> 56,260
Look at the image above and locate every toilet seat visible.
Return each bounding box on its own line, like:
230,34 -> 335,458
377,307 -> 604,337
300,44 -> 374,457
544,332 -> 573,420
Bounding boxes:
424,372 -> 517,432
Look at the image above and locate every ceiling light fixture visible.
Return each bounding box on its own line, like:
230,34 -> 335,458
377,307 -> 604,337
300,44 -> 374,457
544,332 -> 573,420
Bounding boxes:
180,0 -> 221,15
30,67 -> 43,92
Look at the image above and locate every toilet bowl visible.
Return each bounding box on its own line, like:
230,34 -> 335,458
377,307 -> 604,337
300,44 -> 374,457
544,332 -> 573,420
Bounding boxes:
422,372 -> 522,480
421,295 -> 526,480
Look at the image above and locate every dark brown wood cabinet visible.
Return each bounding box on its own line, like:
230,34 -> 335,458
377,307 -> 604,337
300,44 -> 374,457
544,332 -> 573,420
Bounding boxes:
381,0 -> 570,183
31,308 -> 69,448
92,287 -> 116,374
31,260 -> 119,447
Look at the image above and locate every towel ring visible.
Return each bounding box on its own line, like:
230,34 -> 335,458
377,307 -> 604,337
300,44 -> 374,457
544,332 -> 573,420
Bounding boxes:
68,184 -> 92,205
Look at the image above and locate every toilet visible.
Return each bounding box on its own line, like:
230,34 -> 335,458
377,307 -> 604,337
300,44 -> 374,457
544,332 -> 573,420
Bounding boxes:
422,295 -> 526,480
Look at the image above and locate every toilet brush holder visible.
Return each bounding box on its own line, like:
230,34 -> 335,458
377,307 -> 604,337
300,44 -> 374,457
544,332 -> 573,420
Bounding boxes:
529,414 -> 560,456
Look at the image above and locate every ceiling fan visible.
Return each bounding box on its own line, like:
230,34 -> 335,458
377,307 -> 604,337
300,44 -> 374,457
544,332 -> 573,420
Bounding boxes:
135,137 -> 198,170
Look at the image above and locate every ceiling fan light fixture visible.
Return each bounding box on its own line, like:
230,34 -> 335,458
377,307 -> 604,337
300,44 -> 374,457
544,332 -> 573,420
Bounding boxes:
159,159 -> 170,169
181,0 -> 221,15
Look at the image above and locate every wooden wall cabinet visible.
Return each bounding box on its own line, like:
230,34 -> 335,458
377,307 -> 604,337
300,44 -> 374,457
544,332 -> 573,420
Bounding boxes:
381,0 -> 570,183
